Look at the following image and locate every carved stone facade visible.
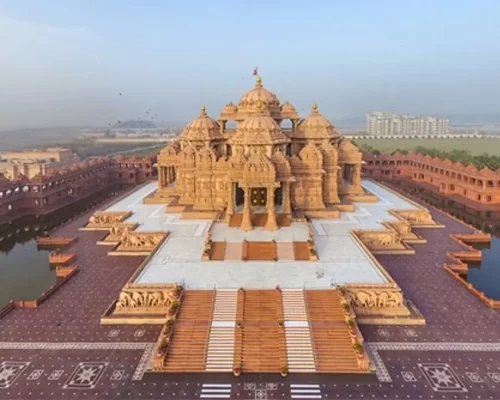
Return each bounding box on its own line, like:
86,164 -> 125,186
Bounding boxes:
156,76 -> 365,230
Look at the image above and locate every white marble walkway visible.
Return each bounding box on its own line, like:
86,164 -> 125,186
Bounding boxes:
101,180 -> 421,289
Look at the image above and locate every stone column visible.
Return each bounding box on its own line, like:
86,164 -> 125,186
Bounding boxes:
159,167 -> 165,188
330,169 -> 340,203
283,182 -> 291,214
240,187 -> 253,231
265,186 -> 278,231
352,164 -> 361,187
226,183 -> 235,215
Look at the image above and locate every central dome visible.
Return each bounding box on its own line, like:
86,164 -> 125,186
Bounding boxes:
238,76 -> 280,110
231,101 -> 290,146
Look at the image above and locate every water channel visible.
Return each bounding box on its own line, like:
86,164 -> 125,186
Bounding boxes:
0,184 -> 127,308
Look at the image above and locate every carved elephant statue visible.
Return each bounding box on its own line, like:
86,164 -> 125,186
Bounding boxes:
352,291 -> 376,307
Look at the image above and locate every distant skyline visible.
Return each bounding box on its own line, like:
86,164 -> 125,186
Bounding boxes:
0,0 -> 499,130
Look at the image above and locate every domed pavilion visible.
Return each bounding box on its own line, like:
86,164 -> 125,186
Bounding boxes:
157,76 -> 365,231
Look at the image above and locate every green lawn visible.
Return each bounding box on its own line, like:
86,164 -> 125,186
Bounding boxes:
353,138 -> 500,156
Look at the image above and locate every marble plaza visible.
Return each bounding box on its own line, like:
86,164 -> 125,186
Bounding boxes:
101,179 -> 420,289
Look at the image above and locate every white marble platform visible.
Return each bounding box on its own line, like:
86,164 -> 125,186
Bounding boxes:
102,180 -> 421,289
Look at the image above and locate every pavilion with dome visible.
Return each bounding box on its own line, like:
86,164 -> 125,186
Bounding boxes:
156,75 -> 365,231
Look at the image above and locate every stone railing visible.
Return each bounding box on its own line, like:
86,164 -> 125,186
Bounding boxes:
151,288 -> 184,371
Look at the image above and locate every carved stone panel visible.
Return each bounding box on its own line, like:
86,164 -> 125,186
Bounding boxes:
119,231 -> 165,250
114,285 -> 181,314
87,211 -> 132,228
356,230 -> 398,249
346,288 -> 403,309
394,209 -> 436,225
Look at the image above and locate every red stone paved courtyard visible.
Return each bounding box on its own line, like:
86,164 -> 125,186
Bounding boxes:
1,187 -> 500,399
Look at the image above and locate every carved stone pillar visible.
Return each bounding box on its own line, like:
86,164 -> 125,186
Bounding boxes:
264,186 -> 278,231
283,182 -> 291,214
158,167 -> 164,187
164,167 -> 169,184
226,183 -> 235,216
240,187 -> 253,231
353,164 -> 361,187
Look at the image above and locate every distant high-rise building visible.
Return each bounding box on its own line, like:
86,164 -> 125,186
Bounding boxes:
365,112 -> 449,136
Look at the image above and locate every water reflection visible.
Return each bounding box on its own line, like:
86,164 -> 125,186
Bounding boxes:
388,181 -> 500,300
0,238 -> 55,307
464,238 -> 500,300
0,184 -> 128,308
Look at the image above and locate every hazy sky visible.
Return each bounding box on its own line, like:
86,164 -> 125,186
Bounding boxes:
0,0 -> 499,130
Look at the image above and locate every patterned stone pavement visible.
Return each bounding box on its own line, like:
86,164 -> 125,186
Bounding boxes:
1,185 -> 500,399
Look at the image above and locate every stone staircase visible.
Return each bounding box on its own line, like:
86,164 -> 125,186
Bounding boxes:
276,242 -> 295,261
205,290 -> 238,372
281,289 -> 316,372
241,290 -> 286,372
162,291 -> 214,372
293,242 -> 310,261
210,242 -> 226,261
247,241 -> 277,261
305,290 -> 360,373
224,242 -> 242,261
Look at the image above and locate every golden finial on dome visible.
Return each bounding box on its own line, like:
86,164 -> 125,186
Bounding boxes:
201,105 -> 206,112
312,103 -> 318,111
255,75 -> 262,87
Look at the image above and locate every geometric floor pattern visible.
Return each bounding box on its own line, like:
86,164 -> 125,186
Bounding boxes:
367,342 -> 500,383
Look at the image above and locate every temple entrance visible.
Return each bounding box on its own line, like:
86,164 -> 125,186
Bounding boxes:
235,185 -> 244,207
251,188 -> 267,207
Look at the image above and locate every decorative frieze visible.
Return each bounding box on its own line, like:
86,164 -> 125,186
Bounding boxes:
84,211 -> 132,229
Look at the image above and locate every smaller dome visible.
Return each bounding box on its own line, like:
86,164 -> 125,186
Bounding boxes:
180,106 -> 223,142
296,103 -> 338,140
280,101 -> 296,113
338,139 -> 358,153
338,139 -> 362,162
222,101 -> 238,114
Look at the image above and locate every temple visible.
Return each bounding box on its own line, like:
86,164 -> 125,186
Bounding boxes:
70,76 -> 447,375
155,76 -> 365,230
